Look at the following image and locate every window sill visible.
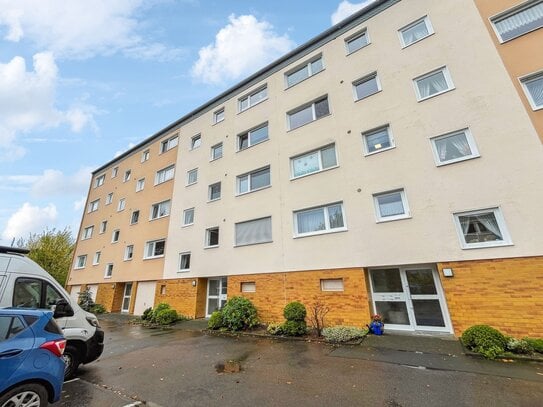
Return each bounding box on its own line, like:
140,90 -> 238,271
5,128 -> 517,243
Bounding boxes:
104,276 -> 112,279
186,182 -> 197,187
74,266 -> 85,270
416,87 -> 455,102
290,165 -> 339,181
212,119 -> 225,126
143,255 -> 165,260
149,215 -> 170,222
204,245 -> 219,250
178,269 -> 190,273
400,32 -> 434,49
209,156 -> 223,162
364,146 -> 396,157
435,155 -> 480,167
236,185 -> 271,197
293,228 -> 347,239
123,258 -> 133,262
460,241 -> 514,250
375,215 -> 412,223
181,223 -> 194,228
287,113 -> 331,133
92,263 -> 99,266
234,240 -> 273,248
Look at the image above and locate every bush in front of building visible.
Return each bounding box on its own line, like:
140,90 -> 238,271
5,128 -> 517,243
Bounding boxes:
208,310 -> 225,330
90,303 -> 106,314
220,297 -> 259,331
154,308 -> 178,325
142,307 -> 153,321
77,287 -> 106,314
266,322 -> 283,335
322,326 -> 368,343
461,325 -> 508,359
506,338 -> 534,354
283,301 -> 307,322
524,338 -> 543,354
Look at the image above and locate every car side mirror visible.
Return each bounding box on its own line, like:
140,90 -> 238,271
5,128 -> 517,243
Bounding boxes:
53,298 -> 74,318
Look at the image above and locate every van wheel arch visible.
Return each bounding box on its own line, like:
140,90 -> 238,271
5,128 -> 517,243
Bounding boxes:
63,340 -> 85,380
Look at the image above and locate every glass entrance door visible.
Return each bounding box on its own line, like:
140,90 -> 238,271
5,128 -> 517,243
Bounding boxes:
121,283 -> 133,313
369,266 -> 451,332
206,277 -> 227,317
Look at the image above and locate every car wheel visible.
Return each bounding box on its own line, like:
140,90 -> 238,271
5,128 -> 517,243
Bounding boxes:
63,344 -> 80,380
0,383 -> 48,407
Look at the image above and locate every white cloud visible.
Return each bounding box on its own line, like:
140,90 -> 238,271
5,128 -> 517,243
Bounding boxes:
1,202 -> 58,241
0,0 -> 183,60
331,1 -> 376,25
73,196 -> 87,212
114,142 -> 136,158
191,14 -> 295,85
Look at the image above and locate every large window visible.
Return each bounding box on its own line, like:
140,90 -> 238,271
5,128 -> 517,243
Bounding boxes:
235,217 -> 272,246
285,55 -> 324,88
208,182 -> 221,201
239,86 -> 268,112
287,97 -> 330,130
291,144 -> 337,178
183,208 -> 194,226
205,227 -> 220,248
155,165 -> 175,185
491,0 -> 543,42
454,208 -> 512,249
399,16 -> 434,47
75,255 -> 87,269
82,226 -> 93,240
237,166 -> 270,195
373,190 -> 410,222
353,72 -> 380,101
362,125 -> 394,155
238,123 -> 268,150
345,29 -> 369,54
520,71 -> 543,110
144,239 -> 165,259
430,129 -> 480,166
294,203 -> 346,237
414,67 -> 454,101
161,135 -> 178,153
187,168 -> 198,185
150,200 -> 171,220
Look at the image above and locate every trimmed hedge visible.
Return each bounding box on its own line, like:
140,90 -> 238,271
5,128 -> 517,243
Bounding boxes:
322,326 -> 367,343
461,325 -> 507,359
221,297 -> 259,331
208,310 -> 225,330
283,302 -> 306,322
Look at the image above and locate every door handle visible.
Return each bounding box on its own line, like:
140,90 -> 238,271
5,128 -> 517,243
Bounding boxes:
0,349 -> 23,358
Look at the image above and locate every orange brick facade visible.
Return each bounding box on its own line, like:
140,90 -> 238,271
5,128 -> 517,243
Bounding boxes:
154,278 -> 208,318
95,282 -> 127,313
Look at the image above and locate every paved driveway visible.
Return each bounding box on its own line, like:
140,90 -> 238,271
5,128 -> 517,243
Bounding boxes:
54,317 -> 543,407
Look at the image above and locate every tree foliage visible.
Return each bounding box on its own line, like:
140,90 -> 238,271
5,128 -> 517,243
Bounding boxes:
17,228 -> 74,286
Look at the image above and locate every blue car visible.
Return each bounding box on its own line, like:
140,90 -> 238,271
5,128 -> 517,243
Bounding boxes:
0,309 -> 66,407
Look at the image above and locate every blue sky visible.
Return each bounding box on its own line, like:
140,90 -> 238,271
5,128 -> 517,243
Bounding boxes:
0,0 -> 372,245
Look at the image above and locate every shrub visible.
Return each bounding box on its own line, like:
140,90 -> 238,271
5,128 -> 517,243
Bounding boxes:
283,302 -> 306,322
322,326 -> 368,343
282,320 -> 307,336
90,304 -> 106,314
461,325 -> 507,359
77,288 -> 95,312
266,323 -> 283,335
524,338 -> 543,354
150,303 -> 171,323
208,310 -> 225,330
506,338 -> 534,354
221,297 -> 259,331
142,307 -> 153,321
154,308 -> 178,325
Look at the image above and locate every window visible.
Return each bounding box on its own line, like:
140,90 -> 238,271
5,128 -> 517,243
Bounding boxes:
285,55 -> 324,87
291,144 -> 337,178
345,29 -> 369,54
160,285 -> 166,295
362,125 -> 395,155
93,251 -> 101,265
399,16 -> 434,47
179,252 -> 191,272
105,263 -> 113,278
94,174 -> 105,188
373,189 -> 410,222
213,108 -> 225,124
287,96 -> 330,130
112,229 -> 120,243
130,210 -> 140,225
520,71 -> 543,110
294,203 -> 346,237
237,166 -> 270,195
75,255 -> 87,269
12,278 -> 62,309
136,178 -> 145,192
117,198 -> 126,212
106,193 -> 113,205
205,227 -> 219,248
454,207 -> 512,249
145,239 -> 165,258
161,135 -> 179,153
191,134 -> 202,150
235,217 -> 272,246
211,143 -> 223,160
183,208 -> 194,226
321,279 -> 344,292
99,220 -> 107,234
430,129 -> 480,166
239,86 -> 268,112
141,149 -> 150,162
208,182 -> 221,201
155,165 -> 175,185
491,0 -> 543,42
123,170 -> 131,182
82,226 -> 93,240
124,245 -> 134,261
151,200 -> 171,220
241,282 -> 256,293
238,123 -> 268,150
353,72 -> 381,101
88,199 -> 99,213
0,316 -> 25,340
414,67 -> 454,101
111,167 -> 118,178
187,168 -> 198,185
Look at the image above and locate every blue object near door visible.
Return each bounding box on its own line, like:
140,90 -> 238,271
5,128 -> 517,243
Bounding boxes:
369,321 -> 384,335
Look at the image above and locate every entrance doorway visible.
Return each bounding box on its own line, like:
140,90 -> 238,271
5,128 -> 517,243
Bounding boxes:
369,266 -> 452,333
121,283 -> 133,313
206,277 -> 227,317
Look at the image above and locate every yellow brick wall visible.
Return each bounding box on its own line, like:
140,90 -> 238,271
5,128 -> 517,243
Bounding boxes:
111,283 -> 125,313
154,279 -> 199,318
195,278 -> 208,318
95,283 -> 115,312
438,257 -> 543,338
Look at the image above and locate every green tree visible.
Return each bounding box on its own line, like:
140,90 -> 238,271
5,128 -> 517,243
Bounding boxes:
17,228 -> 74,286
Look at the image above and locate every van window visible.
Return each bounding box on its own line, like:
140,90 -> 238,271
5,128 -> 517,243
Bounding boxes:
13,278 -> 65,309
45,284 -> 63,307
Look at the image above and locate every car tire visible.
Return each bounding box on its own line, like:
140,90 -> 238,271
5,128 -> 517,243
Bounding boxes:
63,344 -> 81,380
0,383 -> 48,407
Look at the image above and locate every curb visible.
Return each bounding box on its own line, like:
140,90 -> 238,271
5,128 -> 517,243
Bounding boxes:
460,344 -> 543,363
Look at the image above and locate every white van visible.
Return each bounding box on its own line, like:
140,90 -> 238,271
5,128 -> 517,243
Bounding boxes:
0,246 -> 104,379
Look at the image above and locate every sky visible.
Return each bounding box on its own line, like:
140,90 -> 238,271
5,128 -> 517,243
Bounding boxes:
0,0 -> 374,246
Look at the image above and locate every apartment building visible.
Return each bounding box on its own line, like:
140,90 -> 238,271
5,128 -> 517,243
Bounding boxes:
67,0 -> 543,338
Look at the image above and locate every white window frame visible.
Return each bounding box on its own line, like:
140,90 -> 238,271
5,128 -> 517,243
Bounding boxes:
241,282 -> 256,293
94,174 -> 105,188
290,144 -> 338,179
205,227 -> 220,248
362,125 -> 395,156
191,134 -> 202,150
213,108 -> 225,124
117,198 -> 126,212
398,15 -> 434,48
285,54 -> 324,88
179,252 -> 191,272
208,182 -> 221,202
75,255 -> 87,269
136,178 -> 145,192
106,193 -> 113,205
99,220 -> 107,234
453,207 -> 513,249
82,226 -> 94,240
150,200 -> 171,220
155,165 -> 175,185
182,208 -> 195,227
345,28 -> 370,54
320,279 -> 344,292
161,135 -> 179,153
123,170 -> 131,182
287,96 -> 330,130
124,245 -> 134,261
293,202 -> 347,238
141,149 -> 150,163
373,189 -> 411,222
88,199 -> 99,213
519,70 -> 543,111
144,239 -> 166,259
238,85 -> 268,112
210,143 -> 223,160
111,167 -> 118,178
186,168 -> 198,186
236,166 -> 271,195
490,0 -> 543,43
111,229 -> 120,243
413,66 -> 455,101
352,72 -> 381,101
92,251 -> 101,266
430,128 -> 480,166
130,210 -> 140,225
104,263 -> 113,278
237,123 -> 269,151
